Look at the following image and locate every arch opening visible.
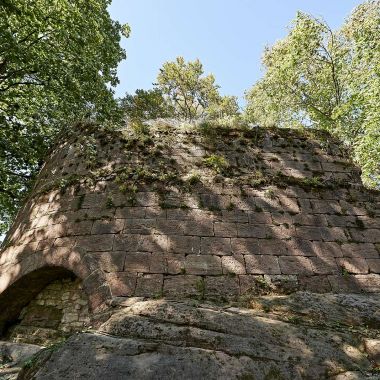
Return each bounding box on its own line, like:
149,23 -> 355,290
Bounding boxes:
0,266 -> 90,345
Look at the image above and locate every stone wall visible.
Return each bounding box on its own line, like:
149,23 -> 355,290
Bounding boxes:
7,278 -> 90,345
0,122 -> 379,329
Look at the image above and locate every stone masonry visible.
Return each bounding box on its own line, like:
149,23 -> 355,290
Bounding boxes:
6,278 -> 90,345
0,121 -> 379,332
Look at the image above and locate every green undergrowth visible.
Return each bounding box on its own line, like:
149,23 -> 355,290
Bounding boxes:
203,154 -> 230,174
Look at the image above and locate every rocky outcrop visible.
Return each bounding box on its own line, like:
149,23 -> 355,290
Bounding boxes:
15,292 -> 380,379
0,341 -> 41,380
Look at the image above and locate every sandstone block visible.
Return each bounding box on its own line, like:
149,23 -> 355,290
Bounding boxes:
106,273 -> 136,297
163,275 -> 201,297
182,221 -> 213,236
336,258 -> 369,274
137,234 -> 169,252
325,215 -> 357,228
293,214 -> 327,226
328,275 -> 361,293
367,259 -> 380,273
91,251 -> 125,272
354,274 -> 380,292
259,239 -> 288,256
124,252 -> 152,273
285,239 -> 314,257
349,228 -> 380,243
76,235 -> 114,252
296,226 -> 322,241
239,275 -> 270,294
149,253 -> 166,273
166,254 -> 186,274
221,210 -> 249,223
231,238 -> 259,255
134,274 -> 163,297
92,219 -> 124,235
297,198 -> 313,213
81,193 -> 107,209
299,276 -> 331,293
245,255 -> 280,274
204,276 -> 239,298
340,200 -> 368,216
341,243 -> 379,258
155,220 -> 183,235
201,237 -> 231,255
271,225 -> 297,239
248,212 -> 272,224
263,274 -> 299,294
278,196 -> 300,213
145,207 -> 167,219
310,200 -> 341,214
279,256 -> 314,275
237,225 -> 270,238
310,242 -> 343,258
135,192 -> 160,207
123,219 -> 156,235
364,339 -> 380,365
185,255 -> 222,275
271,212 -> 293,225
320,227 -> 348,242
113,234 -> 139,251
168,235 -> 200,254
214,222 -> 237,237
221,255 -> 246,274
309,257 -> 339,274
114,207 -> 146,219
166,208 -> 192,220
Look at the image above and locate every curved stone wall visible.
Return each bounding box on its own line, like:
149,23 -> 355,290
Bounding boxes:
0,121 -> 379,329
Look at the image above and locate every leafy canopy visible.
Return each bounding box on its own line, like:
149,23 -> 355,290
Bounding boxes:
155,56 -> 239,120
122,57 -> 239,122
245,2 -> 380,188
0,0 -> 129,233
120,89 -> 173,121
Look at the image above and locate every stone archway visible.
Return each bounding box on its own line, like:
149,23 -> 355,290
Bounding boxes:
0,261 -> 110,342
4,272 -> 91,345
0,244 -> 113,338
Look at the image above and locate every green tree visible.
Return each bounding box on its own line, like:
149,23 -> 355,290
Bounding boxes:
0,0 -> 129,233
156,56 -> 237,120
341,0 -> 380,188
206,95 -> 240,119
121,89 -> 173,120
246,12 -> 346,130
121,57 -> 239,122
245,3 -> 380,188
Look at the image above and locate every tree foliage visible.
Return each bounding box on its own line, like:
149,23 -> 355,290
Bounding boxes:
156,57 -> 219,120
245,2 -> 380,188
0,0 -> 129,233
121,89 -> 173,120
155,56 -> 239,120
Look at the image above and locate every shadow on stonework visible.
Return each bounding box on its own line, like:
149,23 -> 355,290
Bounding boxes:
0,123 -> 379,313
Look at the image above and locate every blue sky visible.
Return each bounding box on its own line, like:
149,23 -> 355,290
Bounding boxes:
109,0 -> 364,105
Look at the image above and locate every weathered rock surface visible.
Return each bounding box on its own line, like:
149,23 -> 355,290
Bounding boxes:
0,342 -> 41,380
18,292 -> 380,379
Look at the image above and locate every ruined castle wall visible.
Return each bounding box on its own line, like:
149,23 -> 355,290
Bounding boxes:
0,122 -> 379,324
